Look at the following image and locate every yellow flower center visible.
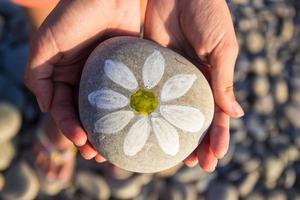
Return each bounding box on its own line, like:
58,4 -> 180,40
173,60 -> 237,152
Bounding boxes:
130,89 -> 158,116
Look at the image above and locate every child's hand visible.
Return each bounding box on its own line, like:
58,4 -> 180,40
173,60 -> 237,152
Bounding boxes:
144,0 -> 244,172
24,0 -> 141,161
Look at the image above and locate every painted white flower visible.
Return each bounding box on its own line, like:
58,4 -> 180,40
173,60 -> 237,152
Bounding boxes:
88,50 -> 205,156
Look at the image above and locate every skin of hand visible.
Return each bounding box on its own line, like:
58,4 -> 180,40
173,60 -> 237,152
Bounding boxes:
25,0 -> 244,171
144,0 -> 244,172
24,0 -> 141,161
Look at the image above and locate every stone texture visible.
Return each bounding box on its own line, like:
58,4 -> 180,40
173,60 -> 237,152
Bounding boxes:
0,102 -> 22,143
76,171 -> 110,200
79,36 -> 214,173
206,182 -> 238,200
1,160 -> 39,200
0,141 -> 16,171
238,171 -> 260,197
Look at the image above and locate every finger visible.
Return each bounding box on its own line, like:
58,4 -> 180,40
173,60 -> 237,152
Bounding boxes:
183,150 -> 198,167
209,38 -> 244,118
95,154 -> 107,163
209,106 -> 230,159
197,135 -> 218,173
50,82 -> 87,146
24,61 -> 54,112
78,142 -> 98,160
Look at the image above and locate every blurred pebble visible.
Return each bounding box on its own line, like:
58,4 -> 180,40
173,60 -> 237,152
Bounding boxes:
75,171 -> 110,200
1,160 -> 39,200
283,167 -> 296,189
0,141 -> 16,171
265,157 -> 285,188
253,76 -> 270,97
174,165 -> 207,183
246,31 -> 265,54
275,79 -> 289,104
245,193 -> 265,200
254,94 -> 274,115
0,173 -> 4,191
107,174 -> 152,199
0,102 -> 22,143
242,158 -> 261,173
280,20 -> 294,42
233,145 -> 251,164
267,189 -> 287,200
206,182 -> 238,200
284,104 -> 300,128
251,57 -> 268,76
164,182 -> 197,200
269,60 -> 284,77
238,170 -> 260,197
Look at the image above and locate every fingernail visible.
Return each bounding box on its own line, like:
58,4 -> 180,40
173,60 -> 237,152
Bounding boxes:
231,101 -> 244,117
36,98 -> 45,112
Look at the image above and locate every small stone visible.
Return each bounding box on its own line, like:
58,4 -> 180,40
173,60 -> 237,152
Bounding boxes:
283,168 -> 296,189
280,20 -> 294,42
0,141 -> 16,171
233,145 -> 251,164
232,0 -> 249,5
0,173 -> 4,191
0,102 -> 22,143
79,36 -> 214,173
246,31 -> 265,54
265,157 -> 285,188
242,158 -> 261,173
174,165 -> 208,183
245,193 -> 265,200
269,60 -> 284,77
167,182 -> 197,200
76,171 -> 110,200
206,182 -> 238,200
238,171 -> 260,197
267,190 -> 287,200
251,57 -> 268,76
275,79 -> 289,104
2,160 -> 39,200
253,76 -> 270,97
253,95 -> 274,115
284,104 -> 300,128
107,173 -> 152,199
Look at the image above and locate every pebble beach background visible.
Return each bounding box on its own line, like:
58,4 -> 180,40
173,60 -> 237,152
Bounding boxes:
0,0 -> 299,199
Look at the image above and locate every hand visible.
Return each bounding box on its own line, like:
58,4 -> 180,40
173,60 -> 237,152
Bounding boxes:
24,0 -> 141,162
144,0 -> 244,172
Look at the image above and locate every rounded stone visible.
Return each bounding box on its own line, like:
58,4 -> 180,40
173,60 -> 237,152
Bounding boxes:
1,160 -> 39,200
0,102 -> 22,143
0,141 -> 16,171
79,36 -> 214,173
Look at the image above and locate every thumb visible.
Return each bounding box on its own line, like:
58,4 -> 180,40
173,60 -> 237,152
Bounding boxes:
209,39 -> 244,118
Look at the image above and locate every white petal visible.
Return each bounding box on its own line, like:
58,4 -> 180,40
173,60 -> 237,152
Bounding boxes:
143,50 -> 165,89
151,117 -> 179,156
94,111 -> 134,134
104,59 -> 138,90
88,89 -> 129,110
123,117 -> 151,156
160,105 -> 204,132
161,74 -> 197,102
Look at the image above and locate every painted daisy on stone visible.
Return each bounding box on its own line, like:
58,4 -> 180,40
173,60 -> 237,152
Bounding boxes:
88,50 -> 205,156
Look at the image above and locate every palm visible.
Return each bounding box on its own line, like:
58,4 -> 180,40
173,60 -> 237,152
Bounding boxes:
144,0 -> 238,171
25,0 -> 141,158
